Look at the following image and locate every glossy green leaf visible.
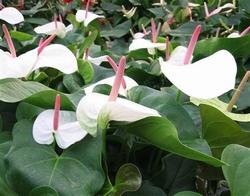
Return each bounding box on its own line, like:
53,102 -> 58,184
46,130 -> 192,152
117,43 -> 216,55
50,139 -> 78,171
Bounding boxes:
200,104 -> 250,157
120,116 -> 224,166
10,31 -> 33,41
222,144 -> 250,196
78,59 -> 94,84
174,191 -> 202,196
29,186 -> 59,196
101,20 -> 131,38
0,79 -> 78,110
5,120 -> 105,195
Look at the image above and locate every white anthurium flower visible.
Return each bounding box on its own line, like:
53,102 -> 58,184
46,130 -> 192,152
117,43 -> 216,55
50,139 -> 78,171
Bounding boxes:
84,76 -> 138,96
160,25 -> 237,99
34,21 -> 73,38
0,44 -> 78,79
76,56 -> 160,136
33,95 -> 87,149
88,55 -> 108,66
129,38 -> 165,55
76,9 -> 104,27
0,25 -> 78,79
0,7 -> 24,25
227,26 -> 250,38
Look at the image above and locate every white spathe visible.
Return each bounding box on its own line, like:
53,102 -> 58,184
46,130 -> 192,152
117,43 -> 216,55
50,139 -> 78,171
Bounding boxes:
0,44 -> 78,79
76,10 -> 104,27
0,7 -> 24,25
227,32 -> 240,38
34,22 -> 73,38
160,46 -> 237,99
129,38 -> 166,55
88,55 -> 108,66
76,93 -> 160,136
84,76 -> 138,96
33,110 -> 87,149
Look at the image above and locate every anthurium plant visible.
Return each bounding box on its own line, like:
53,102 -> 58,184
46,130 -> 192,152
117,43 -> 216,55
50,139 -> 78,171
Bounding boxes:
1,0 -> 250,195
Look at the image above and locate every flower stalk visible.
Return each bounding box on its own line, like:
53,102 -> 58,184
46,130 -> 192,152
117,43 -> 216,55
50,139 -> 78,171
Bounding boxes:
227,71 -> 250,112
2,24 -> 16,57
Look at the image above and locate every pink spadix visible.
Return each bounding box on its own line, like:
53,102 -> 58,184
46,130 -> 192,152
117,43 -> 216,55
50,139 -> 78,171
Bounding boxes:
109,56 -> 126,101
53,94 -> 61,131
85,0 -> 91,19
240,26 -> 250,37
2,24 -> 16,57
107,56 -> 127,89
183,25 -> 201,64
151,18 -> 161,43
37,34 -> 56,55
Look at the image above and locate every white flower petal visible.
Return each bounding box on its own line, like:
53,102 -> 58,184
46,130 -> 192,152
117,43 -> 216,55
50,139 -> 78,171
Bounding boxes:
227,32 -> 240,38
34,22 -> 66,38
76,10 -> 104,27
76,93 -> 160,136
65,24 -> 74,33
160,50 -> 237,99
0,7 -> 24,25
98,98 -> 160,129
0,49 -> 37,79
32,110 -> 55,145
129,38 -> 166,52
34,44 -> 78,74
84,76 -> 138,96
88,55 -> 108,66
76,93 -> 107,136
55,121 -> 87,149
134,32 -> 146,39
33,109 -> 86,148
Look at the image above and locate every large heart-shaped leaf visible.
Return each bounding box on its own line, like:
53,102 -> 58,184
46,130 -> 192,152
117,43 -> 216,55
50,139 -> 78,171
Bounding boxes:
200,104 -> 250,157
222,144 -> 250,196
5,120 -> 105,195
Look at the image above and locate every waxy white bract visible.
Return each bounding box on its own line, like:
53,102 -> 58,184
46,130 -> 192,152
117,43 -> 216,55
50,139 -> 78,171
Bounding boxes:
76,93 -> 160,136
129,38 -> 166,55
33,110 -> 87,149
34,21 -> 73,38
0,7 -> 24,25
76,10 -> 104,27
87,55 -> 108,66
84,76 -> 138,96
159,46 -> 237,99
0,44 -> 78,79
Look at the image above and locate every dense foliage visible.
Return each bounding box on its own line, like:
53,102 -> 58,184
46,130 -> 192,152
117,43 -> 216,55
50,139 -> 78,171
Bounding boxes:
1,0 -> 250,195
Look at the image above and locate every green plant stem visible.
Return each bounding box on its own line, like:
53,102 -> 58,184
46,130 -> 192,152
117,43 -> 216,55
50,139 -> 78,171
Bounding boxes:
176,89 -> 182,103
227,71 -> 250,112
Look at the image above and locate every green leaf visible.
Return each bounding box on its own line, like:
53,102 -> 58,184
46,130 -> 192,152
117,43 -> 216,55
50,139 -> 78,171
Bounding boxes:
78,59 -> 94,84
101,20 -> 131,38
174,191 -> 202,196
194,34 -> 250,59
0,79 -> 78,110
112,163 -> 142,195
5,120 -> 105,195
200,104 -> 250,157
29,186 -> 59,196
191,97 -> 250,122
10,31 -> 33,41
152,154 -> 196,195
222,144 -> 250,196
16,102 -> 43,121
120,116 -> 224,167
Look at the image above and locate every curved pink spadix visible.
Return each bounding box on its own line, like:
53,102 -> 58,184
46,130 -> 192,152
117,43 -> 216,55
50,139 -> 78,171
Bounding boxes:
107,56 -> 126,89
53,94 -> 61,131
240,26 -> 250,36
109,56 -> 126,101
37,34 -> 56,55
183,25 -> 201,64
2,24 -> 16,57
